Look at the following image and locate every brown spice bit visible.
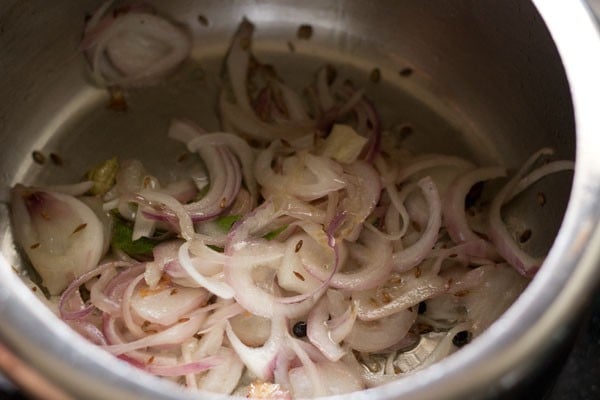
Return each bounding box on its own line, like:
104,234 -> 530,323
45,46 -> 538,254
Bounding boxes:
107,87 -> 128,112
411,322 -> 433,334
197,14 -> 209,27
454,289 -> 470,297
537,192 -> 546,206
297,24 -> 313,40
49,152 -> 64,166
519,228 -> 532,243
30,242 -> 40,249
399,67 -> 413,77
193,332 -> 203,339
178,317 -> 190,323
220,197 -> 227,208
287,41 -> 295,52
176,152 -> 188,163
170,288 -> 178,296
72,223 -> 87,235
414,266 -> 422,278
380,290 -> 393,304
369,297 -> 379,306
139,287 -> 157,298
141,320 -> 151,329
293,271 -> 305,281
295,239 -> 303,253
147,356 -> 155,365
370,67 -> 381,83
31,286 -> 38,292
32,151 -> 45,164
158,274 -> 172,286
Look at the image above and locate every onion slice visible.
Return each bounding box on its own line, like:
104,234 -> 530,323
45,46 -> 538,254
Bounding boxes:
391,177 -> 442,272
443,166 -> 506,258
11,185 -> 107,295
488,149 -> 574,276
82,6 -> 191,86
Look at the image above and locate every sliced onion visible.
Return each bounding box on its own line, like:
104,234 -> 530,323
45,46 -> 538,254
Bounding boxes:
277,234 -> 324,295
329,229 -> 393,291
11,185 -> 108,295
354,268 -> 447,321
255,142 -> 346,202
289,360 -> 364,398
178,241 -> 235,299
68,320 -> 108,346
345,309 -> 416,352
82,7 -> 191,86
443,166 -> 506,258
316,66 -> 335,112
395,154 -> 475,184
488,148 -> 574,276
103,309 -> 207,355
225,241 -> 326,319
225,316 -> 287,381
130,281 -> 210,326
391,177 -> 442,272
143,356 -> 221,377
60,261 -> 131,320
336,161 -> 381,240
307,298 -> 346,361
136,189 -> 194,240
197,347 -> 244,394
168,119 -> 258,205
276,81 -> 311,122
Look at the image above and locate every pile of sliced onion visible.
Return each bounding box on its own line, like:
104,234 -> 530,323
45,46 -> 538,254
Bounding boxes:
8,8 -> 575,400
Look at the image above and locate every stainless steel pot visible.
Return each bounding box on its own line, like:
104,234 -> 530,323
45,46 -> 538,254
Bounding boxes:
1,1 -> 599,399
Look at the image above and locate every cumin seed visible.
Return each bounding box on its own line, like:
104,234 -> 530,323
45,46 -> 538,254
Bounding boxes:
49,152 -> 63,166
293,271 -> 305,281
297,24 -> 313,40
72,223 -> 87,234
32,151 -> 45,164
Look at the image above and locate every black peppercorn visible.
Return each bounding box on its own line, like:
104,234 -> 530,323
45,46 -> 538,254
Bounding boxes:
452,330 -> 472,347
293,321 -> 307,338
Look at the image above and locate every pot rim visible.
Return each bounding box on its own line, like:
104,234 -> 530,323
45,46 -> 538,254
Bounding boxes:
1,1 -> 600,399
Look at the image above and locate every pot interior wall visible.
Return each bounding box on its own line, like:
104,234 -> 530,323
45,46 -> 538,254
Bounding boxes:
0,0 -> 575,398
